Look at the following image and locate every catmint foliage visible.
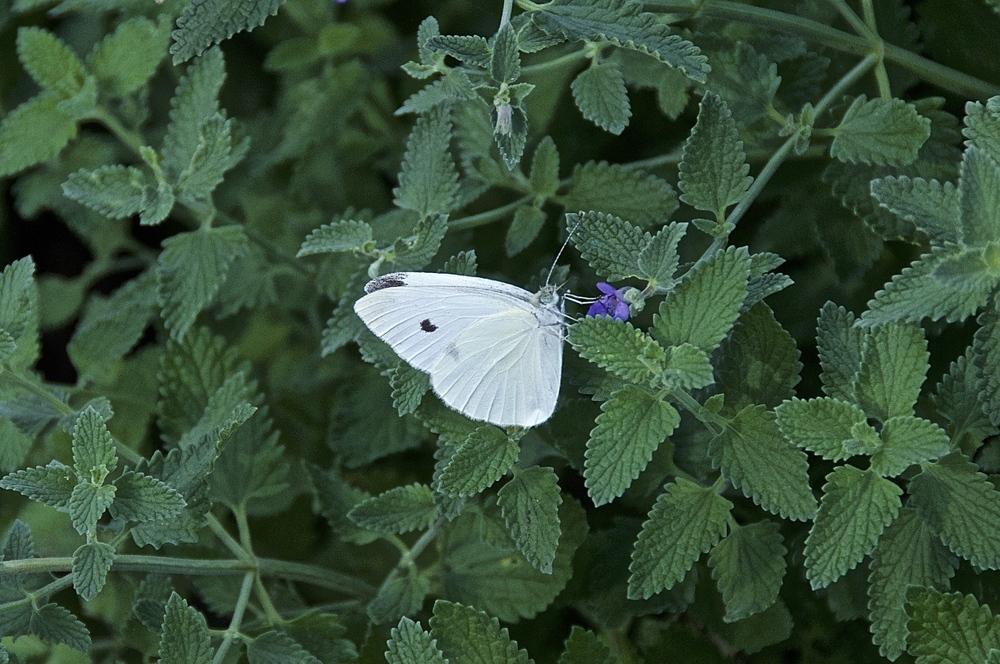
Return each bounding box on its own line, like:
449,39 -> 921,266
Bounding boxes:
1,1 -> 1000,662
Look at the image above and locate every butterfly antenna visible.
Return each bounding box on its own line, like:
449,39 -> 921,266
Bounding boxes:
545,215 -> 584,288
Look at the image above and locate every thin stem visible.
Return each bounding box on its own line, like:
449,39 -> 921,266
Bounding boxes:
0,370 -> 73,416
671,389 -> 726,436
826,0 -> 874,40
860,0 -> 892,98
207,514 -> 250,560
646,0 -> 999,99
521,48 -> 588,76
814,53 -> 878,116
212,572 -> 254,664
89,108 -> 144,156
234,506 -> 282,625
399,518 -> 444,569
499,0 -> 514,29
450,196 -> 533,231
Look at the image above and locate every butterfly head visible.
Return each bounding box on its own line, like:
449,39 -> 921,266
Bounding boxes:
535,284 -> 561,308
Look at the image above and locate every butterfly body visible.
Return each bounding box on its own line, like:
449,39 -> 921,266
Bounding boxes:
354,272 -> 564,428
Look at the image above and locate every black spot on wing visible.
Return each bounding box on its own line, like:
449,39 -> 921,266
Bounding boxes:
420,319 -> 438,332
364,273 -> 406,293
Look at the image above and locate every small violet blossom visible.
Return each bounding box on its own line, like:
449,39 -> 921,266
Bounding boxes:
587,282 -> 630,321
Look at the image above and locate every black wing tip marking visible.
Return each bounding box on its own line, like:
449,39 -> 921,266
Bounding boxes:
420,319 -> 438,332
364,273 -> 406,294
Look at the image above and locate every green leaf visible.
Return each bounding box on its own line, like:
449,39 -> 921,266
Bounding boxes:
62,165 -> 153,219
584,386 -> 679,506
529,136 -> 560,199
429,600 -> 532,664
906,589 -> 1000,664
637,222 -> 687,287
29,603 -> 91,652
868,508 -> 956,661
162,48 -> 226,179
298,219 -> 372,257
964,98 -> 1000,159
678,93 -> 752,219
391,213 -> 449,271
494,102 -> 529,171
872,416 -> 951,477
934,353 -> 997,446
831,96 -> 931,166
71,406 -> 117,480
571,62 -> 631,135
0,257 -> 39,371
960,146 -> 1000,246
386,617 -> 448,664
0,417 -> 32,472
89,17 -> 170,97
853,322 -> 928,421
653,246 -> 750,352
110,470 -> 187,523
158,592 -> 212,664
389,363 -> 429,416
398,69 -> 479,115
568,316 -> 666,385
497,466 -> 563,574
247,630 -> 320,664
804,466 -> 902,590
628,478 -> 732,600
816,302 -> 864,402
716,303 -> 801,409
347,483 -> 437,535
16,27 -> 87,97
0,461 -> 76,510
775,397 -> 869,461
0,93 -> 78,177
426,34 -> 491,68
909,453 -> 1000,569
68,481 -> 116,535
708,520 -> 786,623
157,226 -> 250,340
533,0 -> 709,82
562,161 -> 678,228
709,405 -> 816,521
568,210 -> 645,279
176,113 -> 244,203
870,176 -> 960,244
437,427 -> 520,498
369,567 -> 431,625
170,0 -> 284,64
72,541 -> 114,601
506,206 -> 547,257
557,627 -> 614,664
394,107 -> 460,218
703,42 -> 779,126
491,22 -> 520,84
975,302 -> 1000,428
662,342 -> 714,390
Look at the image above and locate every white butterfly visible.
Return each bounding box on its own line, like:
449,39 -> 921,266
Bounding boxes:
353,272 -> 565,428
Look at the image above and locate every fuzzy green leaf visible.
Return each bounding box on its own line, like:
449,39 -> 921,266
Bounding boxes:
0,418 -> 32,472
89,17 -> 170,96
804,466 -> 902,590
678,92 -> 752,218
438,427 -> 520,498
369,567 -> 431,625
506,206 -> 547,257
62,165 -> 151,220
429,600 -> 533,664
176,113 -> 244,203
716,303 -> 801,409
585,386 -> 679,506
567,210 -> 645,279
653,246 -> 750,352
563,161 -> 678,228
934,353 -> 996,446
348,483 -> 437,535
171,0 -> 284,64
960,146 -> 1000,246
906,588 -> 1000,664
162,48 -> 226,179
491,22 -> 520,84
71,541 -> 114,602
247,630 -> 320,664
0,257 -> 39,371
386,617 -> 448,664
71,406 -> 117,479
628,478 -> 732,600
709,520 -> 786,623
0,461 -> 77,509
872,416 -> 951,477
870,176 -> 960,244
426,35 -> 491,68
853,322 -> 928,421
298,220 -> 373,257
497,466 -> 563,574
0,93 -> 78,178
637,222 -> 687,287
775,397 -> 868,461
110,470 -> 187,523
29,603 -> 91,652
389,363 -> 429,417
909,453 -> 1000,569
710,405 -> 816,521
568,317 -> 666,384
975,302 -> 1000,427
571,62 -> 631,135
831,96 -> 931,166
16,27 -> 87,97
529,136 -> 560,199
816,302 -> 864,401
158,592 -> 212,664
394,108 -> 460,218
68,481 -> 116,535
558,627 -> 614,664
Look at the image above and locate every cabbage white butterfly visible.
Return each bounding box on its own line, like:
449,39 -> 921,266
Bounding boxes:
354,272 -> 565,428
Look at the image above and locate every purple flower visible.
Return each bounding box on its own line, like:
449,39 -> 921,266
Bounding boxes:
587,282 -> 630,321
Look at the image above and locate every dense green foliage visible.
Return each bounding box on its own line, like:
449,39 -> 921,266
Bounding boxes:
2,0 -> 1000,661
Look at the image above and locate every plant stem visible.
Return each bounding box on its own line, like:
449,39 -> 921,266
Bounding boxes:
646,0 -> 999,99
234,505 -> 283,625
860,0 -> 892,98
399,518 -> 444,569
521,48 -> 589,76
207,514 -> 250,560
826,0 -> 874,40
450,196 -> 533,231
500,0 -> 514,29
0,371 -> 74,416
90,108 -> 144,156
212,572 -> 254,664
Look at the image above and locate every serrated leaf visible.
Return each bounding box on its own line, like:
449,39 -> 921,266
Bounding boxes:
157,226 -> 250,340
533,0 -> 709,82
392,213 -> 449,271
30,603 -> 90,652
831,96 -> 931,166
557,627 -> 614,664
568,316 -> 666,384
348,483 -> 437,535
0,257 -> 38,371
909,452 -> 1000,569
873,416 -> 951,477
16,27 -> 87,97
870,176 -> 960,244
426,34 -> 491,68
506,206 -> 547,257
716,303 -> 801,409
89,17 -> 170,96
110,470 -> 187,523
964,98 -> 1000,158
491,22 -> 520,84
158,592 -> 212,664
176,114 -> 243,202
438,427 -> 519,498
62,165 -> 152,219
853,322 -> 928,421
653,246 -> 750,352
704,42 -> 779,126
72,541 -> 114,601
0,417 -> 32,472
975,302 -> 1000,428
637,222 -> 686,287
71,406 -> 117,479
816,302 -> 864,401
775,397 -> 868,461
709,520 -> 786,622
678,92 -> 752,218
804,466 -> 902,590
562,161 -> 678,227
68,481 -> 116,535
389,363 -> 429,417
429,600 -> 532,664
494,102 -> 529,171
369,567 -> 431,625
662,342 -> 714,390
440,250 -> 478,276
571,62 -> 631,135
0,93 -> 78,178
529,136 -> 560,199
628,478 -> 732,600
247,630 -> 321,664
868,508 -> 956,661
568,210 -> 645,279
397,69 -> 479,116
935,353 -> 996,446
497,466 -> 562,574
386,617 -> 448,664
906,588 -> 1000,664
584,386 -> 679,506
710,405 -> 816,521
171,0 -> 284,64
0,461 -> 76,509
298,220 -> 372,257
162,48 -> 225,179
960,146 -> 1000,246
394,107 -> 460,218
